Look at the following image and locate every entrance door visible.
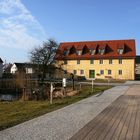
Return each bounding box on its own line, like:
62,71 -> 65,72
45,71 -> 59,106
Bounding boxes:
89,70 -> 95,78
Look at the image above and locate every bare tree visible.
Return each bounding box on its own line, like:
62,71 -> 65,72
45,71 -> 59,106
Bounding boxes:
30,39 -> 59,82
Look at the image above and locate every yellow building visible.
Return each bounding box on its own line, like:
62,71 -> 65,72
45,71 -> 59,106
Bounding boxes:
55,39 -> 136,80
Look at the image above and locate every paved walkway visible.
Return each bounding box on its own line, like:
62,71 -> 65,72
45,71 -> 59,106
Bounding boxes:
70,85 -> 140,140
0,84 -> 134,140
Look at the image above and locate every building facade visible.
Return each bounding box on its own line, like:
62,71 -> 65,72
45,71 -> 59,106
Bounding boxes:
135,56 -> 140,80
10,63 -> 35,74
55,39 -> 136,80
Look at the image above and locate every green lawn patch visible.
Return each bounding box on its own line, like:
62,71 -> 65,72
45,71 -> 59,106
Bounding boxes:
0,85 -> 111,131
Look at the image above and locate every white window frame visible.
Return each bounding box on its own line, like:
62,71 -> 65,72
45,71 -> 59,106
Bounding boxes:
108,70 -> 112,75
77,60 -> 80,64
73,70 -> 77,75
119,58 -> 122,64
80,70 -> 84,75
109,59 -> 113,64
100,70 -> 104,75
118,70 -> 122,75
99,59 -> 103,64
90,59 -> 94,64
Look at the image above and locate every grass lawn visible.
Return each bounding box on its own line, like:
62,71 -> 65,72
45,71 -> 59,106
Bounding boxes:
0,85 -> 112,131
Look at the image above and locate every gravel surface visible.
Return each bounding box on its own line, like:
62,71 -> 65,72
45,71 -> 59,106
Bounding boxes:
0,86 -> 129,140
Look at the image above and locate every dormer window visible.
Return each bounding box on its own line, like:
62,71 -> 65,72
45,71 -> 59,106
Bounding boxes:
99,48 -> 105,55
90,49 -> 96,55
63,49 -> 70,56
77,50 -> 82,55
118,48 -> 124,54
117,44 -> 125,55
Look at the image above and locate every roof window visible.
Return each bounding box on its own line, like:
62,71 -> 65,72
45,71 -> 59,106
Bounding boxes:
76,50 -> 82,55
90,49 -> 96,55
118,48 -> 124,55
63,49 -> 70,56
99,48 -> 105,55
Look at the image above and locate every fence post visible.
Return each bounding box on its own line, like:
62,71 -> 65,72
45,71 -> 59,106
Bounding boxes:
108,78 -> 111,87
50,82 -> 54,104
92,80 -> 94,92
22,87 -> 25,101
70,73 -> 74,90
80,83 -> 81,90
62,78 -> 66,96
92,78 -> 95,92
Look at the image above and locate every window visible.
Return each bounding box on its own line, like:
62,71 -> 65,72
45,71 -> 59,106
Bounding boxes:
118,48 -> 124,54
99,59 -> 103,64
90,59 -> 94,64
118,70 -> 122,75
119,58 -> 122,64
99,49 -> 105,55
64,60 -> 67,64
108,70 -> 112,75
77,50 -> 82,55
77,60 -> 80,64
89,70 -> 95,78
26,68 -> 33,74
63,51 -> 67,56
100,70 -> 104,75
63,50 -> 69,56
109,59 -> 113,64
90,49 -> 96,55
73,70 -> 77,75
80,70 -> 84,75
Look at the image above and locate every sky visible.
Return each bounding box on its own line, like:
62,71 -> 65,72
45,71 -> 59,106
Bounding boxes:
0,0 -> 140,63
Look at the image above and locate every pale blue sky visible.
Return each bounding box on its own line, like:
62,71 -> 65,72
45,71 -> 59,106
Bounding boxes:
0,0 -> 140,63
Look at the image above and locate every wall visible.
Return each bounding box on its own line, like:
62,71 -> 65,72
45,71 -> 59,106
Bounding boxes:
10,64 -> 18,74
136,64 -> 140,74
25,68 -> 33,74
56,59 -> 135,80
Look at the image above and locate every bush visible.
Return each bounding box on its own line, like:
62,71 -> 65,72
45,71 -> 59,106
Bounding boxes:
76,76 -> 86,81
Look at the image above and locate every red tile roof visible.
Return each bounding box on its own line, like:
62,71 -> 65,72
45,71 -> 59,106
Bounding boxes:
55,39 -> 136,60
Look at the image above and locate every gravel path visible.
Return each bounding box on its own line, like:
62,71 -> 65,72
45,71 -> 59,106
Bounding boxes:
0,85 -> 129,140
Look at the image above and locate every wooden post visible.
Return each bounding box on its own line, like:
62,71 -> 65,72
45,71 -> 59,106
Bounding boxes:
70,73 -> 74,90
108,78 -> 110,87
105,76 -> 112,87
79,83 -> 81,90
22,88 -> 25,101
72,78 -> 74,90
63,87 -> 66,96
92,79 -> 94,92
62,78 -> 66,96
50,82 -> 53,104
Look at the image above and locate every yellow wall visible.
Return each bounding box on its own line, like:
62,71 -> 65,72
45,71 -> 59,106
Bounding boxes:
56,59 -> 135,80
